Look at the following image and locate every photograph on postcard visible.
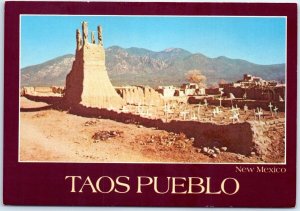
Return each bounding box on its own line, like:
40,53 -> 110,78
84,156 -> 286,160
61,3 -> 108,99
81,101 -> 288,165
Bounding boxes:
19,15 -> 286,163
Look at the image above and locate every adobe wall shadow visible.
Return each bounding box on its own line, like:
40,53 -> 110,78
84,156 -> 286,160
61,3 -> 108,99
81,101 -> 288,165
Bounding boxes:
24,94 -> 63,105
20,105 -> 53,112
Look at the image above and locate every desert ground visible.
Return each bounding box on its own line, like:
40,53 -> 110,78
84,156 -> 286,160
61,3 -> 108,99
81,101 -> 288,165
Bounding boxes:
19,97 -> 284,163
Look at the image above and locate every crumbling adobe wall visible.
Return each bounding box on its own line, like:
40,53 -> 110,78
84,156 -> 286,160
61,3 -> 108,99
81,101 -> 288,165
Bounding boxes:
164,121 -> 254,155
222,86 -> 285,102
21,86 -> 62,97
64,21 -> 125,109
21,87 -> 35,95
33,87 -> 53,93
116,86 -> 164,106
205,88 -> 222,95
250,120 -> 285,162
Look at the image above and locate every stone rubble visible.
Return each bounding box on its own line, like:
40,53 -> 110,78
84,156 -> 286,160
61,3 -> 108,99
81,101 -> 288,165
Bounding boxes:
92,130 -> 124,142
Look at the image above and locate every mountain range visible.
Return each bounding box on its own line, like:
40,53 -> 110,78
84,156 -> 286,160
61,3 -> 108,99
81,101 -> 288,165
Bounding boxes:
21,46 -> 285,88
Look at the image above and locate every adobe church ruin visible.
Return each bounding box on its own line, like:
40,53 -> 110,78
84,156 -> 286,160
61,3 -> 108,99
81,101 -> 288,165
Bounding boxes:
64,21 -> 125,108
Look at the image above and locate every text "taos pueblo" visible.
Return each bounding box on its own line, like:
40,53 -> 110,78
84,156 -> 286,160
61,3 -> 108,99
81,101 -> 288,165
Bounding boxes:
65,176 -> 240,195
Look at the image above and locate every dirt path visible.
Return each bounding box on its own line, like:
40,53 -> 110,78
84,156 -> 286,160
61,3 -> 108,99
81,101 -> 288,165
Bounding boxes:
20,109 -> 159,162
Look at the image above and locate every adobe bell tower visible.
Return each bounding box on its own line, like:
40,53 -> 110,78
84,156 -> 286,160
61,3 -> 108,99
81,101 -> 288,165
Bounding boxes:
64,21 -> 125,109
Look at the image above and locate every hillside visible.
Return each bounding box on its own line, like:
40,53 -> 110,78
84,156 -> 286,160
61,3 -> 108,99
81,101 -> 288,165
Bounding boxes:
21,46 -> 285,87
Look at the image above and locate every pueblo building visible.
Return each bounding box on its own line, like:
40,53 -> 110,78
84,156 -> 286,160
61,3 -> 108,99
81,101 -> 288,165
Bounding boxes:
219,74 -> 285,102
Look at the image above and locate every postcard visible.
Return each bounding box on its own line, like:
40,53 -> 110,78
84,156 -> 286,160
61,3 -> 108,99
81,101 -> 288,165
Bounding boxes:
3,1 -> 297,207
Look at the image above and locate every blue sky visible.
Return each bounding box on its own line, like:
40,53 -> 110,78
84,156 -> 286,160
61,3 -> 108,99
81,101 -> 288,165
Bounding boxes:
21,15 -> 286,68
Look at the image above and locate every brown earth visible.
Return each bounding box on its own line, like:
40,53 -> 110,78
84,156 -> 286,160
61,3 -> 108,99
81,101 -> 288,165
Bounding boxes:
19,97 -> 283,163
